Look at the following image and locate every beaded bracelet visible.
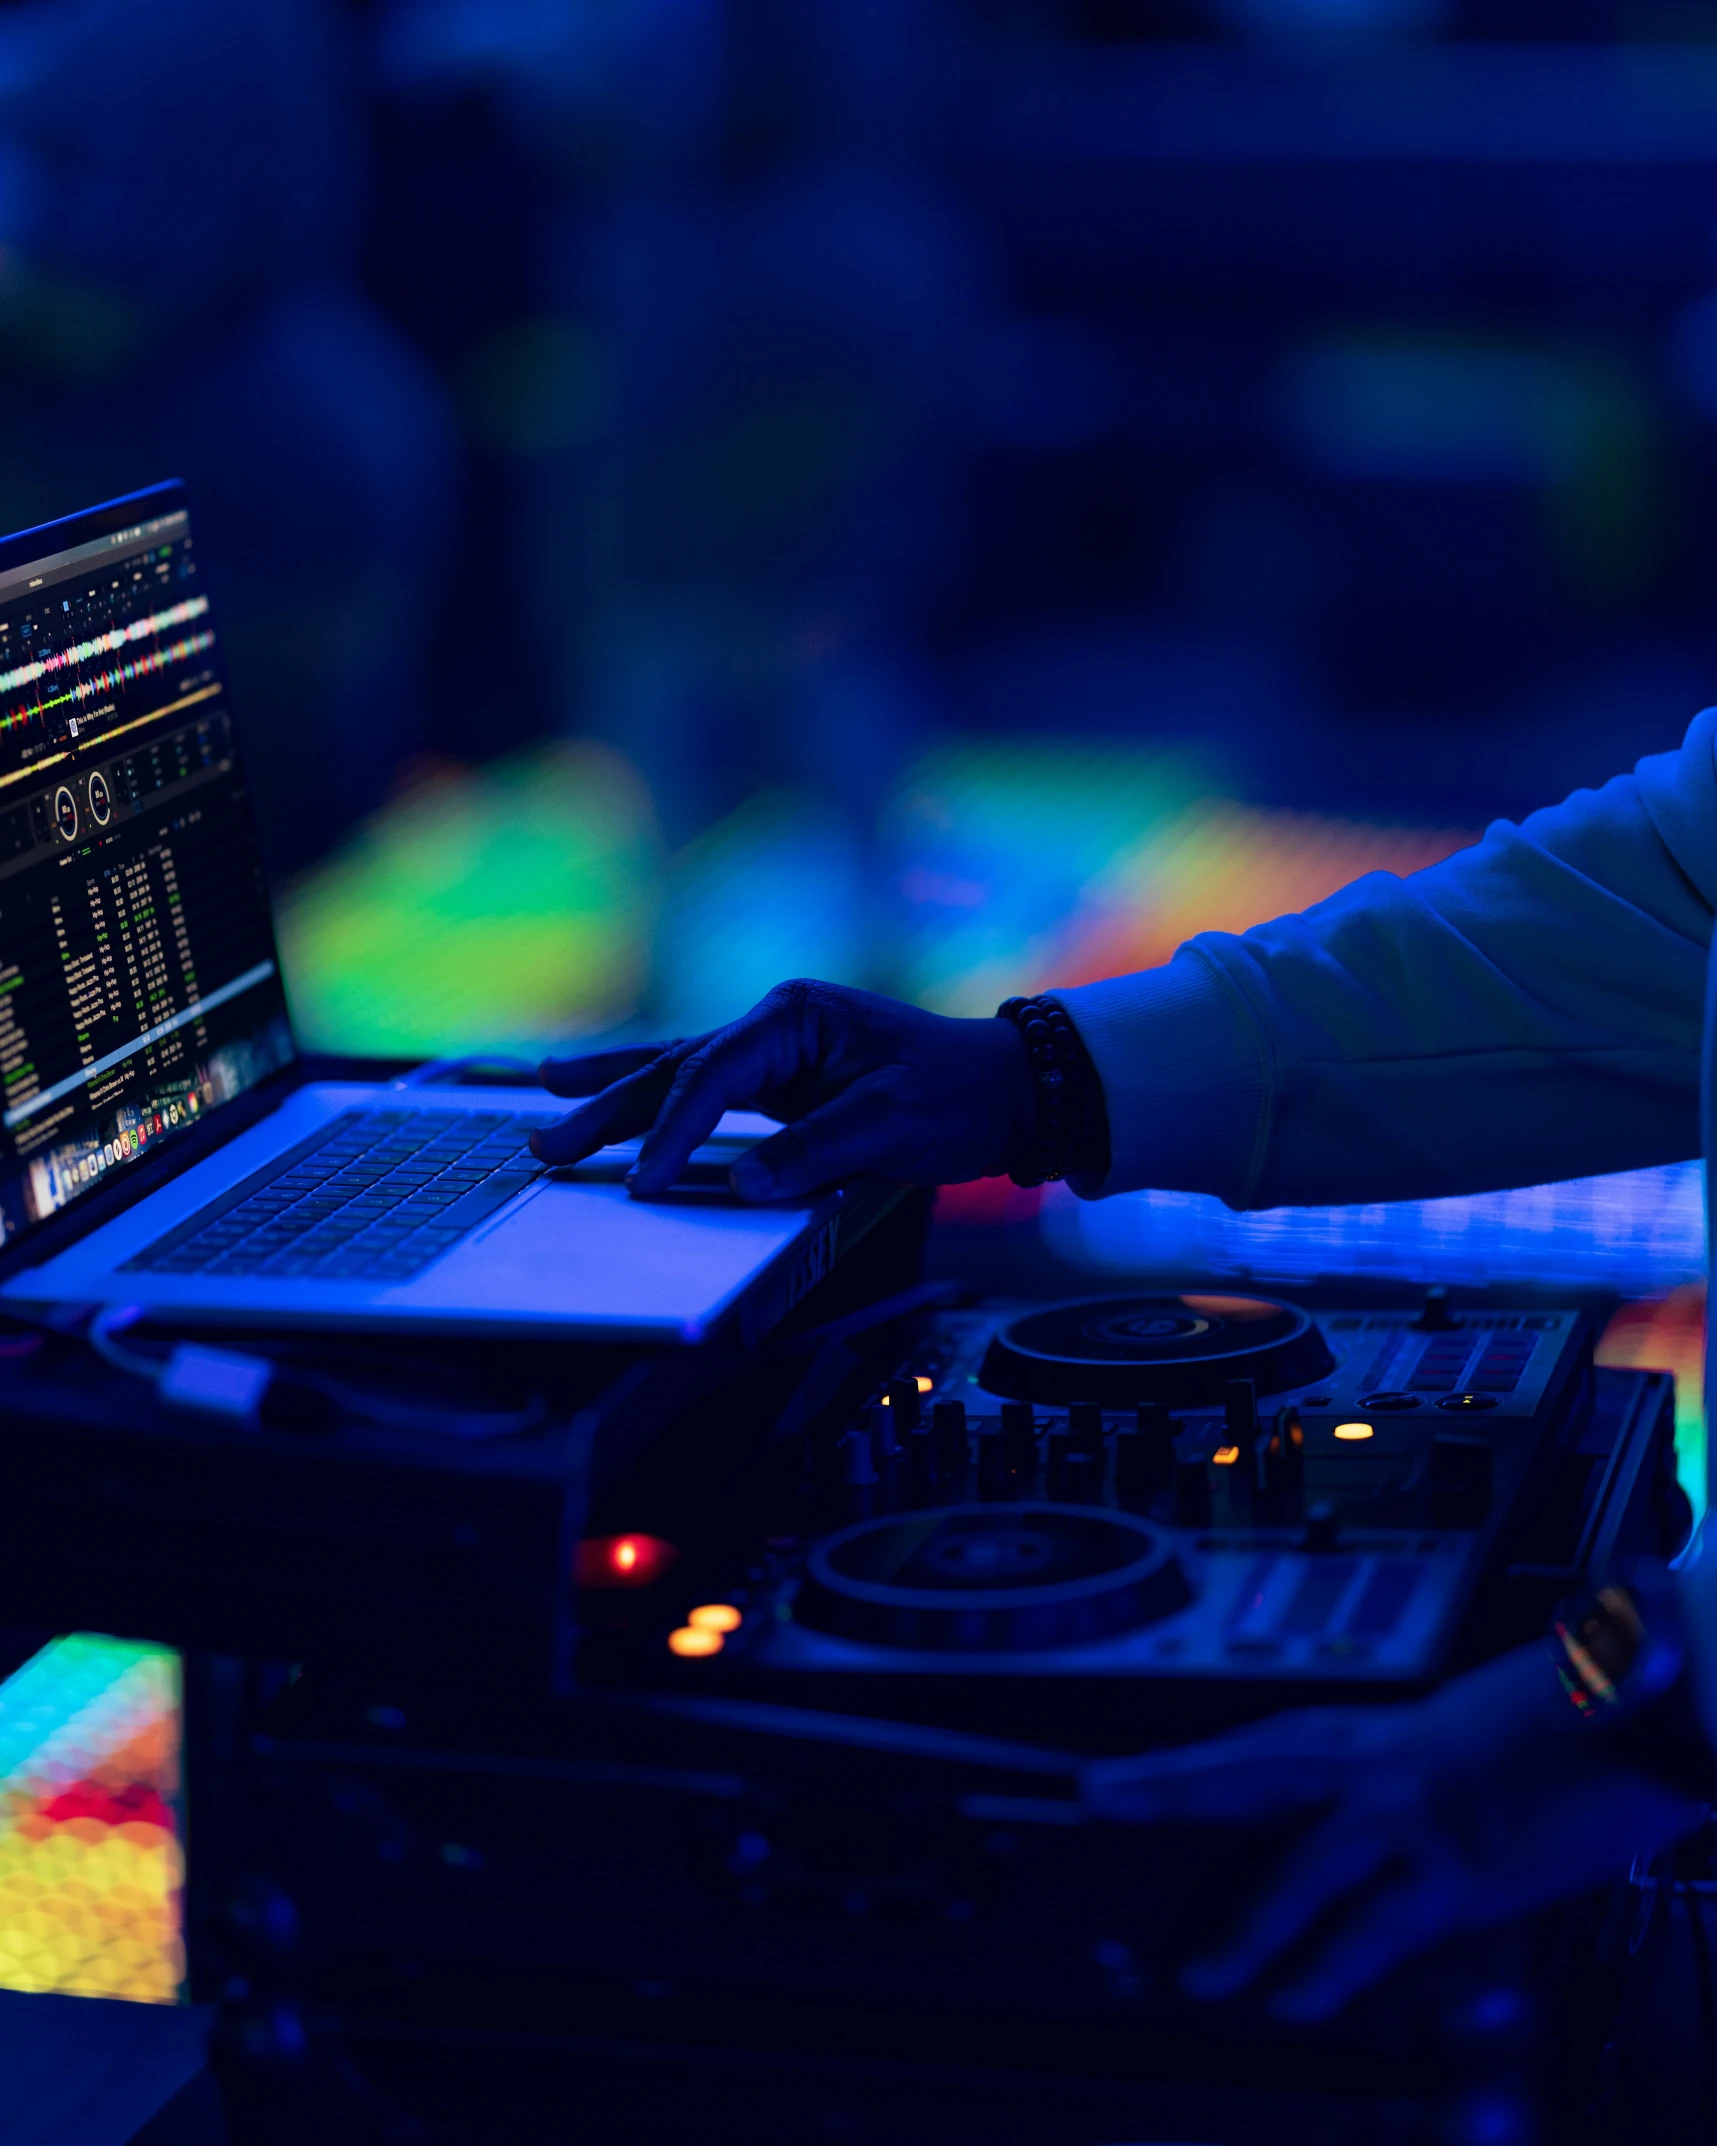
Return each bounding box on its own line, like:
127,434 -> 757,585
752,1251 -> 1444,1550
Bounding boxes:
995,995 -> 1110,1187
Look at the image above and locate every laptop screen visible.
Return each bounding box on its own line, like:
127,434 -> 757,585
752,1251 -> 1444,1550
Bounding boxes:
0,484 -> 292,1247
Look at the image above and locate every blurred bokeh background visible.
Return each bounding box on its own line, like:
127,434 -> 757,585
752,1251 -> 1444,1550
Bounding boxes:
8,0 -> 1716,1059
0,0 -> 1714,1403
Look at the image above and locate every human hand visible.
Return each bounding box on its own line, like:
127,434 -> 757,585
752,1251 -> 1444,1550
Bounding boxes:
1082,1644 -> 1703,2022
530,978 -> 1036,1200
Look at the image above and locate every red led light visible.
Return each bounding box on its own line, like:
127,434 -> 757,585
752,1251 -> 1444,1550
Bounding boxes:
573,1533 -> 679,1588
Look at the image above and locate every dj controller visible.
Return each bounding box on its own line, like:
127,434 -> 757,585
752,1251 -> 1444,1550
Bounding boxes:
573,1286 -> 1678,1746
146,1229 -> 1685,2146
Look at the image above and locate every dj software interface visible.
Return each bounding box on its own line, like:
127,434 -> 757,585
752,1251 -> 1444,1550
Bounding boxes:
0,505 -> 290,1245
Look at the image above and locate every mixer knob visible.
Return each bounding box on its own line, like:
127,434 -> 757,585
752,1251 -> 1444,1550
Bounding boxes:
1224,1379 -> 1260,1449
1067,1401 -> 1105,1456
887,1378 -> 924,1434
1048,1427 -> 1103,1504
1000,1399 -> 1038,1485
975,1418 -> 1006,1500
1173,1455 -> 1211,1524
840,1428 -> 878,1486
868,1400 -> 901,1464
1413,1286 -> 1457,1333
1302,1502 -> 1340,1553
1263,1405 -> 1305,1504
933,1398 -> 970,1480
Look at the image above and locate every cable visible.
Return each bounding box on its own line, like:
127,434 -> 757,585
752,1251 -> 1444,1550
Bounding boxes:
85,1303 -> 546,1441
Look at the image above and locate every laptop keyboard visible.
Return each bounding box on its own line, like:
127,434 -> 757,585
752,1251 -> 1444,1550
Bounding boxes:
124,1108 -> 559,1282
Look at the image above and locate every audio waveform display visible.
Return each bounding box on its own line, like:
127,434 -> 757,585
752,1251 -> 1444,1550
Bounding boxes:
0,631 -> 217,736
0,596 -> 208,699
0,1634 -> 183,2002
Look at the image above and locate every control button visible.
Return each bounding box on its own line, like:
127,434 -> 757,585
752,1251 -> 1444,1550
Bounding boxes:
868,1400 -> 900,1463
1264,1406 -> 1305,1504
1360,1391 -> 1421,1411
886,1378 -> 923,1434
840,1428 -> 878,1486
1437,1392 -> 1498,1413
1050,1443 -> 1104,1504
1224,1378 -> 1259,1449
1332,1421 -> 1374,1442
1412,1287 -> 1458,1333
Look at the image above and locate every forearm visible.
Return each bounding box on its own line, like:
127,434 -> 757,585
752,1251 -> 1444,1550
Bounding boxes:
1055,713 -> 1717,1205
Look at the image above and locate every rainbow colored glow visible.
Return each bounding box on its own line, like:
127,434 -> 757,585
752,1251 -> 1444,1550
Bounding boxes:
0,1635 -> 183,2003
1595,1286 -> 1707,1527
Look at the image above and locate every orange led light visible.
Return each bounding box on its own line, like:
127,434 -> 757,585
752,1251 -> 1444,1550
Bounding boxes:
668,1626 -> 724,1658
1333,1422 -> 1375,1442
687,1604 -> 742,1634
1212,1445 -> 1240,1465
914,1375 -> 934,1393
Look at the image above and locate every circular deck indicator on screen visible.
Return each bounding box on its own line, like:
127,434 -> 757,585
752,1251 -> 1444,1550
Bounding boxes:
52,786 -> 77,843
86,769 -> 111,826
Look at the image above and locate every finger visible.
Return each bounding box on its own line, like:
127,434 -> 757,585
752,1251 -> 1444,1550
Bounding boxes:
628,1005 -> 810,1197
530,1054 -> 686,1166
1085,1753 -> 1336,1825
729,1084 -> 899,1201
537,1043 -> 685,1099
1083,1718 -> 1358,1824
1181,1814 -> 1397,2001
1267,1878 -> 1449,2023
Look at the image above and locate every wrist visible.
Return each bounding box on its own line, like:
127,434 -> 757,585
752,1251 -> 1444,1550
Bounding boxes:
994,994 -> 1111,1187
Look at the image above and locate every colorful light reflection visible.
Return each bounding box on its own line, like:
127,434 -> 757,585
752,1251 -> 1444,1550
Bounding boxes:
0,1635 -> 183,2004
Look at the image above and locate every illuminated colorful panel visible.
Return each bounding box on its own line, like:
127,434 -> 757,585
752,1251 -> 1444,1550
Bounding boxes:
275,742 -> 662,1058
1595,1286 -> 1706,1526
1046,1163 -> 1705,1299
0,1636 -> 183,2004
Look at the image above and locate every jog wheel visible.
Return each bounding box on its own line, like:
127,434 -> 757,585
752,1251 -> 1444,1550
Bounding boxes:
793,1504 -> 1192,1652
980,1292 -> 1334,1408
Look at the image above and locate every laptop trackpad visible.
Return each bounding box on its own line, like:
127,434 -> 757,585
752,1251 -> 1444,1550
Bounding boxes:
413,1176 -> 816,1333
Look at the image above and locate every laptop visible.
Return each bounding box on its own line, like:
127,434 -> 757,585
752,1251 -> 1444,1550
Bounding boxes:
0,483 -> 869,1343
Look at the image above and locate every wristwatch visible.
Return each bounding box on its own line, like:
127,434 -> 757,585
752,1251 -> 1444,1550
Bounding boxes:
1547,1559 -> 1717,1801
